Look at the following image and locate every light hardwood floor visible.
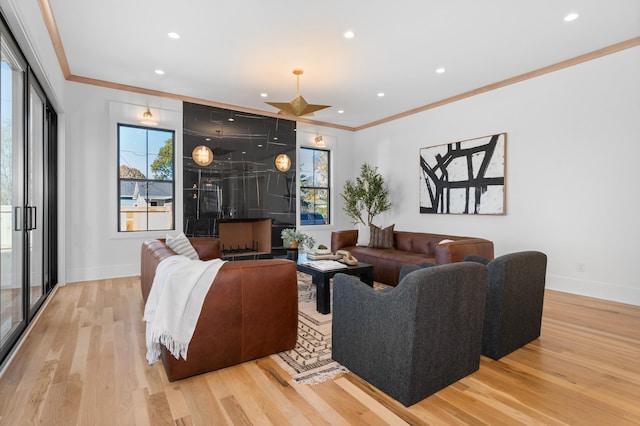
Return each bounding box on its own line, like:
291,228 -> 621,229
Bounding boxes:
0,276 -> 639,425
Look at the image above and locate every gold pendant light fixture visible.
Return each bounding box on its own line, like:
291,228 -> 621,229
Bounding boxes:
266,69 -> 330,117
192,145 -> 214,167
274,153 -> 291,172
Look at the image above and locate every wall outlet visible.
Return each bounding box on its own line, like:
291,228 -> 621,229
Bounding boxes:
577,262 -> 586,272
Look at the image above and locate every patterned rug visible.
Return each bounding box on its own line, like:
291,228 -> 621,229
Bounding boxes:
271,272 -> 389,385
270,272 -> 348,385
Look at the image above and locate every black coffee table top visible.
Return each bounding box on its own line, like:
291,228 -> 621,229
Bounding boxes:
296,253 -> 373,275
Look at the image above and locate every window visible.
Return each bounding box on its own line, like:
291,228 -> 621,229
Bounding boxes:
118,124 -> 174,232
299,147 -> 329,225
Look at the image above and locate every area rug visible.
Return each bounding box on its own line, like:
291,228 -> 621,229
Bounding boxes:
270,272 -> 348,385
271,272 -> 389,385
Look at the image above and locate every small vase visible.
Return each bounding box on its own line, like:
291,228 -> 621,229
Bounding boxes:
286,248 -> 299,261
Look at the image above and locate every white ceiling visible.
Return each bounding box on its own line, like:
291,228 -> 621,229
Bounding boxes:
47,0 -> 640,129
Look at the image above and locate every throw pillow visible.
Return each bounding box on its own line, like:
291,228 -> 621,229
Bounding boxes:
166,232 -> 199,260
356,223 -> 370,246
368,224 -> 394,249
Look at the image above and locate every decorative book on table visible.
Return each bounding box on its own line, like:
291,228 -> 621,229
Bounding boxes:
304,260 -> 349,271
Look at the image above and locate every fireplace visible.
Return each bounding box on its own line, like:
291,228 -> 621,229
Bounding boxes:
218,218 -> 272,259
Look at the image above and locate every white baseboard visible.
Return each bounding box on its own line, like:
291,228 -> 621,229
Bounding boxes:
65,263 -> 139,284
547,274 -> 640,306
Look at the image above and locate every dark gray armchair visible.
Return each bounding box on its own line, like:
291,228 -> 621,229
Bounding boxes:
465,251 -> 547,359
332,262 -> 487,406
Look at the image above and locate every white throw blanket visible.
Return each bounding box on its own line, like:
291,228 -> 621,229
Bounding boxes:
144,255 -> 226,364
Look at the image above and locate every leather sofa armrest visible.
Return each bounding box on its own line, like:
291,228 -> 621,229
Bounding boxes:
140,240 -> 177,302
156,237 -> 221,260
190,237 -> 222,260
331,230 -> 358,252
435,239 -> 494,264
141,237 -> 221,302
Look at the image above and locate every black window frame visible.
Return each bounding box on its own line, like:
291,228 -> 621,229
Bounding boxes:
117,123 -> 175,232
299,147 -> 330,226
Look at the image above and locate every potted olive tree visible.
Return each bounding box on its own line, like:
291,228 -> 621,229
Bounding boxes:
341,163 -> 391,226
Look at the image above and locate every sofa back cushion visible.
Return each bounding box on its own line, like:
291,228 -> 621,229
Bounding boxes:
394,232 -> 466,256
394,231 -> 441,255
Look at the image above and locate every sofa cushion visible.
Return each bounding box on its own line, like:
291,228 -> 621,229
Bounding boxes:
350,246 -> 436,285
394,231 -> 439,255
369,224 -> 394,248
166,232 -> 199,260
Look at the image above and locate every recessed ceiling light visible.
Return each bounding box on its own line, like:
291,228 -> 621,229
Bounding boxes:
258,144 -> 263,147
377,92 -> 385,97
155,69 -> 165,75
260,93 -> 268,98
205,138 -> 211,141
564,12 -> 579,22
167,32 -> 180,39
338,110 -> 344,114
436,67 -> 446,74
344,30 -> 355,39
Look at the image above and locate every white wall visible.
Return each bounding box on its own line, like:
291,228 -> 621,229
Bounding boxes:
354,46 -> 640,306
64,83 -> 183,282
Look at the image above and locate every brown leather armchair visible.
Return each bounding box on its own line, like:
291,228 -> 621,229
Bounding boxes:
141,238 -> 298,381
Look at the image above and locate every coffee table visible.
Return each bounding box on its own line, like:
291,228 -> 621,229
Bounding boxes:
296,253 -> 374,314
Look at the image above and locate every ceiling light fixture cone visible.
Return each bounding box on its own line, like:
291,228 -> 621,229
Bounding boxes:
266,69 -> 330,117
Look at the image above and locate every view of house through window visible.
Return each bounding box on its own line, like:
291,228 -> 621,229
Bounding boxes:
118,124 -> 175,232
299,147 -> 329,225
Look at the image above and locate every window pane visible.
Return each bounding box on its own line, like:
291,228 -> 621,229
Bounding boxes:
118,125 -> 174,232
119,126 -> 148,179
148,129 -> 173,180
299,149 -> 314,185
313,150 -> 329,187
299,147 -> 330,225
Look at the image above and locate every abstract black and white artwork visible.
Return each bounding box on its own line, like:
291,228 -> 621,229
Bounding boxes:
419,133 -> 506,215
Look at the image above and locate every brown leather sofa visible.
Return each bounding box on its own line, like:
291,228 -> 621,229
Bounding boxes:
141,237 -> 298,381
331,230 -> 494,286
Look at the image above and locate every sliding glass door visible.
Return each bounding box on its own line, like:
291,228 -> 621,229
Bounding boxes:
0,19 -> 57,364
0,33 -> 26,351
27,79 -> 46,315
